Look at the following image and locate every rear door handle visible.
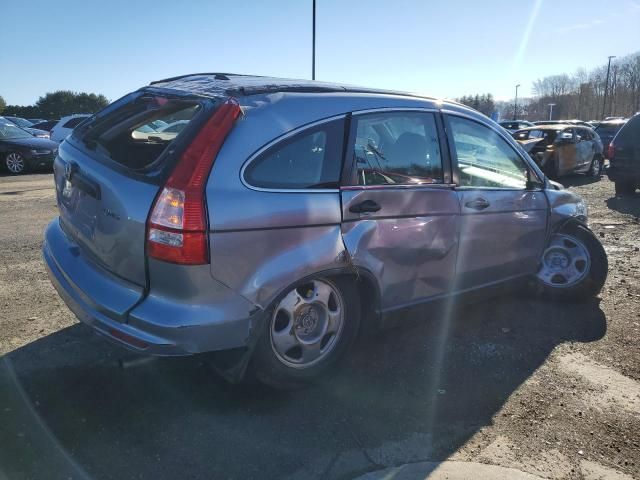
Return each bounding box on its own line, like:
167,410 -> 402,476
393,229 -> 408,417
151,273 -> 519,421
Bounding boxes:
349,199 -> 381,214
464,197 -> 490,210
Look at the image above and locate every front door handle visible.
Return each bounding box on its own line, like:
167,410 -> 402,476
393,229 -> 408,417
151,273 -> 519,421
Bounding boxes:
464,197 -> 490,210
349,199 -> 381,214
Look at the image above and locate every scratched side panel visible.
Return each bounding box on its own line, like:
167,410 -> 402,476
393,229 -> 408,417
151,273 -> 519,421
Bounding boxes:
208,193 -> 346,309
340,188 -> 460,310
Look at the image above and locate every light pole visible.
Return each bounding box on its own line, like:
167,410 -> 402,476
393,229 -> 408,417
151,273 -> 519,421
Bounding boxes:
312,0 -> 316,80
601,55 -> 616,119
548,103 -> 556,121
513,84 -> 520,120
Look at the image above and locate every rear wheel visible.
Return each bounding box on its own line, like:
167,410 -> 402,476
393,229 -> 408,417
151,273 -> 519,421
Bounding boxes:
5,152 -> 28,175
534,225 -> 607,301
250,277 -> 360,389
588,156 -> 602,177
615,181 -> 635,196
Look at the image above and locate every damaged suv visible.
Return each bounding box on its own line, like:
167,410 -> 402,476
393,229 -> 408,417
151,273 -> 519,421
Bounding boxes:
43,74 -> 607,388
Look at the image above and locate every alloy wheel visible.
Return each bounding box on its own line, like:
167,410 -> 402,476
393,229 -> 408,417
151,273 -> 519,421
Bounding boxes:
270,279 -> 345,369
537,234 -> 591,288
5,152 -> 25,174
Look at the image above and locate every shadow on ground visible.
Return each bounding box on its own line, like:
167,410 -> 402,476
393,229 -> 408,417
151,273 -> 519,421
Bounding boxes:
606,193 -> 640,217
557,174 -> 601,188
0,296 -> 606,480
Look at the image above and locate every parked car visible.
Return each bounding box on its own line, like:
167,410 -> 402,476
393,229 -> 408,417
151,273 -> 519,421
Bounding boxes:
499,120 -> 534,132
607,113 -> 640,195
595,119 -> 627,158
43,74 -> 608,388
533,120 -> 592,128
159,120 -> 190,133
50,114 -> 91,142
513,125 -> 604,178
3,116 -> 50,138
30,120 -> 59,132
27,118 -> 46,124
0,119 -> 58,174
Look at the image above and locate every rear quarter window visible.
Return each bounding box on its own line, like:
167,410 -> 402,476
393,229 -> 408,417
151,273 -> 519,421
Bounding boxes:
243,118 -> 345,190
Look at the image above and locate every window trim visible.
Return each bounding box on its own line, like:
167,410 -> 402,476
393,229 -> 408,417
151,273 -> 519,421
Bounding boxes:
343,107 -> 452,189
240,114 -> 347,193
442,110 -> 544,191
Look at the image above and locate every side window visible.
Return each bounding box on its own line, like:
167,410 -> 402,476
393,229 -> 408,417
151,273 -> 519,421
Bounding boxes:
244,118 -> 344,189
448,115 -> 529,189
351,112 -> 443,186
62,117 -> 86,129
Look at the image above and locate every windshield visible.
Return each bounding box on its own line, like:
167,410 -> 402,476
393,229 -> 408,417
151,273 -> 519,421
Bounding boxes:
6,116 -> 33,128
0,121 -> 34,139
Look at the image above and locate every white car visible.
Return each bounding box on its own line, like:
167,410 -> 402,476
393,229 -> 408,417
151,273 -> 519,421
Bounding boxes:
50,114 -> 91,143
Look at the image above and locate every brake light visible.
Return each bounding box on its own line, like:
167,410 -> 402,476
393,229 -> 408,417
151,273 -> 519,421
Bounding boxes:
147,99 -> 241,264
607,142 -> 615,160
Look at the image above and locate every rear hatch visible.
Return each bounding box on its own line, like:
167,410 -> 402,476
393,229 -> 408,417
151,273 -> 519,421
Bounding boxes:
54,90 -> 218,290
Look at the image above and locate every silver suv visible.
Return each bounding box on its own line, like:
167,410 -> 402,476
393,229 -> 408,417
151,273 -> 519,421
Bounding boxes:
43,74 -> 607,388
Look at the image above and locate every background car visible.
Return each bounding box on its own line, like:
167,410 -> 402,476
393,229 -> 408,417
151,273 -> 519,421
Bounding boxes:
27,118 -> 46,124
2,115 -> 51,138
30,119 -> 59,132
607,113 -> 640,195
513,125 -> 604,178
0,119 -> 58,174
595,119 -> 627,158
49,114 -> 91,142
499,120 -> 534,132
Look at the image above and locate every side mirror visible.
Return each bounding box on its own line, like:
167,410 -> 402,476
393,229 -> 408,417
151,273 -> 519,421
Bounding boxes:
525,168 -> 543,190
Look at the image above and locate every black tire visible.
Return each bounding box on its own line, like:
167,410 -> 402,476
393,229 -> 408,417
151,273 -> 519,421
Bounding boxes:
4,151 -> 29,175
249,276 -> 361,389
588,155 -> 603,177
534,224 -> 608,301
615,181 -> 635,196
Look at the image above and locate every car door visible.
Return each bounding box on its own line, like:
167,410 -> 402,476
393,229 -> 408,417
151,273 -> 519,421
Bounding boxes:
555,128 -> 579,176
444,112 -> 548,290
575,127 -> 595,172
340,109 -> 460,312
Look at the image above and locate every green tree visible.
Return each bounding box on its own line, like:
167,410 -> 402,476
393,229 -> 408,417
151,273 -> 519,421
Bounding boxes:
0,95 -> 5,114
35,91 -> 109,118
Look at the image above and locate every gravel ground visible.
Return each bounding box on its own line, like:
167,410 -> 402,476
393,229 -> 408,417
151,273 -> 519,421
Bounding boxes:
0,172 -> 638,480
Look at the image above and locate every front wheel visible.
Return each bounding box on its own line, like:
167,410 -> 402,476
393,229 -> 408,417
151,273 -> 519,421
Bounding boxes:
250,277 -> 360,389
5,152 -> 28,175
534,225 -> 607,301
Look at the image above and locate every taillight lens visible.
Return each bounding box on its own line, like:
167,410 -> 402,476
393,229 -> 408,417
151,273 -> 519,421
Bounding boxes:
607,142 -> 615,160
147,99 -> 241,264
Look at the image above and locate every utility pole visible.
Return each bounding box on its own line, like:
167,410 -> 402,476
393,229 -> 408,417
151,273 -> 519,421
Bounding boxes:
513,84 -> 520,120
548,103 -> 556,121
312,0 -> 316,80
601,55 -> 616,119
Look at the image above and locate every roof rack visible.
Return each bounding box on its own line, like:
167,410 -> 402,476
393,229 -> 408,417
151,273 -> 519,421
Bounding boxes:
148,73 -> 437,102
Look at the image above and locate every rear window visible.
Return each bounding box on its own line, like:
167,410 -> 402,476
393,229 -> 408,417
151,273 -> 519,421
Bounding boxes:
62,117 -> 87,129
596,123 -> 624,135
616,115 -> 640,143
74,92 -> 204,170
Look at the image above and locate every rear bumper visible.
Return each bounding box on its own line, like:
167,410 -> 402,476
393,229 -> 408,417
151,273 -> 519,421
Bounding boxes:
43,219 -> 261,356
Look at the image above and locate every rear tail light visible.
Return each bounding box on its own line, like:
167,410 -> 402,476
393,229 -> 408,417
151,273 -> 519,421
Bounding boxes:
147,99 -> 241,264
607,142 -> 615,160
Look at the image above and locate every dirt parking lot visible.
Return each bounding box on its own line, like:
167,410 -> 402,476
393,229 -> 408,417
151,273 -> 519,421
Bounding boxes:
0,172 -> 638,480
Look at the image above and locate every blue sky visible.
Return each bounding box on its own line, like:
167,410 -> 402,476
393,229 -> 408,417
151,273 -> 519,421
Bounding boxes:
1,0 -> 639,105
